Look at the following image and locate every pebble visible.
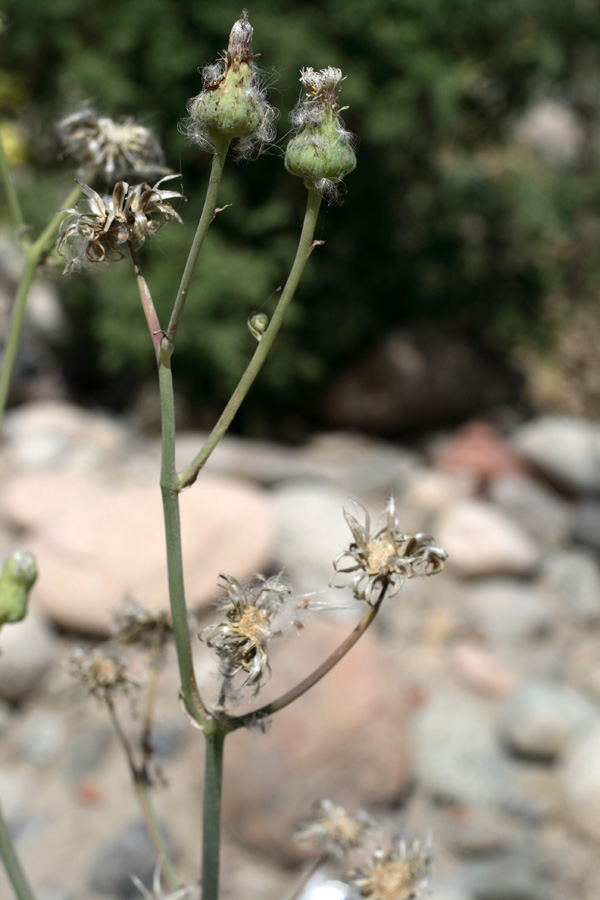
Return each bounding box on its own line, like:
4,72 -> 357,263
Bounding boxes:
435,499 -> 541,577
20,709 -> 65,766
540,551 -> 600,622
435,421 -> 529,484
571,499 -> 600,553
512,416 -> 600,494
560,723 -> 600,842
500,680 -> 598,759
460,843 -> 552,900
0,606 -> 54,702
65,724 -> 113,780
465,579 -> 551,644
88,819 -> 176,899
489,474 -> 574,545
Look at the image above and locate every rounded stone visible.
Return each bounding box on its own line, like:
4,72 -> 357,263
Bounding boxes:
0,606 -> 54,701
561,724 -> 600,842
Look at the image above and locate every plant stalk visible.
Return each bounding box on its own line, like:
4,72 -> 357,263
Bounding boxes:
129,245 -> 163,363
178,187 -> 323,489
0,801 -> 36,900
201,727 -> 226,900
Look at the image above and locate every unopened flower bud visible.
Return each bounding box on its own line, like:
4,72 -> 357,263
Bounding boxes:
285,67 -> 356,197
0,551 -> 37,626
183,11 -> 276,157
248,311 -> 269,341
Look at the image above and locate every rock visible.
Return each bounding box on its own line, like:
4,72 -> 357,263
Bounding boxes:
410,690 -> 530,814
321,325 -> 523,433
223,618 -> 409,862
88,819 -> 176,899
435,500 -> 541,577
2,470 -> 277,636
512,417 -> 600,494
490,475 -> 574,546
500,681 -> 598,759
435,421 -> 529,484
461,842 -> 552,900
65,724 -> 113,781
572,500 -> 600,553
560,723 -> 600,842
21,710 -> 65,766
0,606 -> 54,701
465,580 -> 551,644
450,642 -> 518,697
540,551 -> 600,623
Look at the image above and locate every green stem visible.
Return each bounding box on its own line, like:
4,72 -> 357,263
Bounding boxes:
129,245 -> 162,363
0,180 -> 83,431
158,338 -> 208,724
134,778 -> 180,893
178,187 -> 323,489
0,801 -> 36,900
167,137 -> 230,342
0,129 -> 26,236
201,727 -> 226,900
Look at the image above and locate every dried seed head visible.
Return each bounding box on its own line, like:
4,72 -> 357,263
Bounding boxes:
113,601 -> 173,653
285,66 -> 357,199
200,573 -> 292,699
332,498 -> 447,604
181,11 -> 277,158
58,108 -> 168,181
296,799 -> 374,857
68,647 -> 139,701
57,175 -> 183,273
0,551 -> 37,626
350,837 -> 432,900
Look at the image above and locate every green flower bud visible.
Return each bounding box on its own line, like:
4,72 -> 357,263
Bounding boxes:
0,551 -> 38,626
184,11 -> 276,156
285,67 -> 357,196
248,311 -> 269,341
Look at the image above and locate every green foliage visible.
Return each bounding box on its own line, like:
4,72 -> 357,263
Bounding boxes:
1,0 -> 600,428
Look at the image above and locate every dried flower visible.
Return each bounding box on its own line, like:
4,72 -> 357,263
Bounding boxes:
350,838 -> 432,900
296,799 -> 373,858
58,107 -> 168,181
285,66 -> 357,199
182,10 -> 277,158
57,175 -> 183,273
332,499 -> 447,604
200,573 -> 292,698
0,550 -> 37,626
113,601 -> 173,653
68,647 -> 139,701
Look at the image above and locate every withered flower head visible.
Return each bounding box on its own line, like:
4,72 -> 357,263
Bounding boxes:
113,601 -> 173,653
295,799 -> 373,858
57,175 -> 183,273
332,499 -> 447,604
181,10 -> 277,158
200,573 -> 292,698
350,838 -> 432,900
68,647 -> 139,701
58,107 -> 168,181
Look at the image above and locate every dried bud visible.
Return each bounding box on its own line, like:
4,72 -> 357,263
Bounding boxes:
0,551 -> 37,625
285,67 -> 357,198
248,311 -> 269,341
182,11 -> 277,157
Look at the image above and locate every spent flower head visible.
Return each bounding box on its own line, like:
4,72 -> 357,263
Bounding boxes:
200,573 -> 292,699
68,646 -> 139,702
57,175 -> 183,273
332,499 -> 447,604
182,10 -> 277,158
350,837 -> 432,900
296,799 -> 374,858
113,601 -> 173,654
58,107 -> 168,181
285,66 -> 357,199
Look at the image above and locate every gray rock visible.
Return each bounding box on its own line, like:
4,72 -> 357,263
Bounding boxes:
560,723 -> 600,842
540,550 -> 600,623
461,843 -> 552,900
489,475 -> 573,545
435,500 -> 541,578
500,681 -> 598,759
20,710 -> 65,766
512,417 -> 600,494
465,580 -> 551,644
65,724 -> 112,780
572,500 -> 600,553
88,819 -> 175,899
0,606 -> 54,702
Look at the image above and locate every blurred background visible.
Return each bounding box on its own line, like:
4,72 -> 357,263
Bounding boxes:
2,0 -> 600,436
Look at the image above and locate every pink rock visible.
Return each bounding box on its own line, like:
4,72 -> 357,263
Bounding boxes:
222,617 -> 409,862
450,641 -> 518,697
435,421 -> 529,484
2,470 -> 276,636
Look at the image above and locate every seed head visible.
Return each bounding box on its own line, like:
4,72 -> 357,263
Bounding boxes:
58,108 -> 168,181
0,551 -> 37,626
296,799 -> 374,858
57,175 -> 183,273
113,601 -> 173,654
332,499 -> 447,604
68,647 -> 139,702
350,838 -> 432,900
182,11 -> 277,158
200,573 -> 292,698
285,66 -> 357,199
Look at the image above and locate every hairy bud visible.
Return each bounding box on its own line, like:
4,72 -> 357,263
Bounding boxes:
248,311 -> 269,341
0,551 -> 37,626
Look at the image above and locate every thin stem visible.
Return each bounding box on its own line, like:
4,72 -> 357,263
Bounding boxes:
0,130 -> 26,236
285,855 -> 328,900
32,180 -> 83,260
230,592 -> 384,732
134,779 -> 180,893
167,137 -> 230,342
129,245 -> 162,363
158,338 -> 208,724
201,728 -> 226,900
0,801 -> 36,900
178,187 -> 323,489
